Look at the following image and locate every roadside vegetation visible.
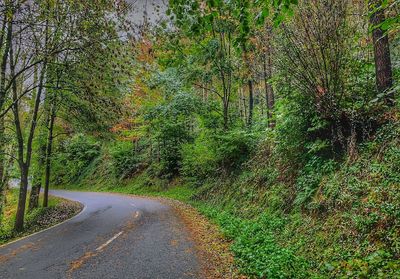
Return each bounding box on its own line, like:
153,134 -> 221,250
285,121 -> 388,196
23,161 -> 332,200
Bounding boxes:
0,0 -> 399,278
0,189 -> 82,244
52,120 -> 400,278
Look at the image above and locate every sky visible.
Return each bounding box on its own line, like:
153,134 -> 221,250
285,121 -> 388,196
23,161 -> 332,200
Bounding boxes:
128,0 -> 168,25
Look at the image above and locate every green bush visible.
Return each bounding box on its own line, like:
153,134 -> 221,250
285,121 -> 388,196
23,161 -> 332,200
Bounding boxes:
109,141 -> 144,179
295,157 -> 337,207
214,130 -> 256,173
144,93 -> 202,177
181,129 -> 256,183
199,206 -> 310,278
52,134 -> 100,184
181,134 -> 217,184
331,250 -> 400,279
275,92 -> 310,167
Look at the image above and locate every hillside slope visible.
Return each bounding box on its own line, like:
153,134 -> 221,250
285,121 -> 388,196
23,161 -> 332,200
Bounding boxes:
56,118 -> 400,278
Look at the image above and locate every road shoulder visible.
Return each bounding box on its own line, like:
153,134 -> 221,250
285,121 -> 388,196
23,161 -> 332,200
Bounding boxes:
145,197 -> 244,279
0,197 -> 83,247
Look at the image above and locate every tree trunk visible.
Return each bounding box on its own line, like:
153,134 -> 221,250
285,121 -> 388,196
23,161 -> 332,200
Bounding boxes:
263,48 -> 275,128
238,88 -> 244,122
9,20 -> 27,232
242,87 -> 247,125
12,34 -> 48,231
0,7 -> 12,110
263,53 -> 270,126
0,117 -> 5,223
13,63 -> 46,229
223,98 -> 229,130
28,65 -> 44,210
0,9 -> 12,213
43,108 -> 55,207
15,165 -> 28,232
369,0 -> 394,105
248,80 -> 254,127
29,142 -> 46,210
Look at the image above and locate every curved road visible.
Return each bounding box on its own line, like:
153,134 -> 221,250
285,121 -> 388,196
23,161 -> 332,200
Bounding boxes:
0,190 -> 201,279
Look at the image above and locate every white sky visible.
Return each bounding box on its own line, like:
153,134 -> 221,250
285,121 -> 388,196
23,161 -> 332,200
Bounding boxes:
127,0 -> 168,25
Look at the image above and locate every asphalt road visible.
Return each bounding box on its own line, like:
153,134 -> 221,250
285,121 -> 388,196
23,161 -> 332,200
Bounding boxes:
0,190 -> 201,279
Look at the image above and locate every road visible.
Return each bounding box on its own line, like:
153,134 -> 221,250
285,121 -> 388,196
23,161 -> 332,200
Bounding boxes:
0,190 -> 201,279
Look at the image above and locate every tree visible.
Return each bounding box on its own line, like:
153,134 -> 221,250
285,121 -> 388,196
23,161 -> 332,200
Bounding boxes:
10,0 -> 50,231
0,0 -> 13,221
369,0 -> 394,105
42,99 -> 56,207
8,0 -> 129,231
261,27 -> 275,128
168,0 -> 239,130
28,120 -> 47,210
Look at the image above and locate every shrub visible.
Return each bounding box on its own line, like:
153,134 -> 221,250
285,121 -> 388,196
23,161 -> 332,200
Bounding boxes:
199,206 -> 309,278
144,92 -> 202,177
214,130 -> 256,174
294,157 -> 337,207
181,135 -> 217,184
109,141 -> 144,179
52,134 -> 100,184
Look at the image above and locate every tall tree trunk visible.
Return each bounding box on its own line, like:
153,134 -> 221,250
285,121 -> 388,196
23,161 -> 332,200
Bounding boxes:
263,47 -> 275,128
0,6 -> 12,110
12,2 -> 50,230
0,8 -> 12,217
223,99 -> 229,130
220,66 -> 230,130
43,107 -> 55,207
28,141 -> 46,210
222,85 -> 230,130
369,0 -> 394,105
12,56 -> 28,232
28,67 -> 44,211
11,52 -> 47,232
242,87 -> 247,125
248,79 -> 254,127
11,58 -> 27,232
8,12 -> 29,232
263,53 -> 270,126
0,117 -> 5,224
14,62 -> 46,230
242,44 -> 254,128
15,164 -> 28,231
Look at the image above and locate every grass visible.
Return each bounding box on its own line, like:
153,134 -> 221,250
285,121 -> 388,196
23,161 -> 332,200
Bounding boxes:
0,189 -> 80,245
190,122 -> 400,278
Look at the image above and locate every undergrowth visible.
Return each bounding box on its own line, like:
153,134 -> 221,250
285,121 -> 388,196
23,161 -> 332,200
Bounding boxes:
0,189 -> 81,244
195,120 -> 400,278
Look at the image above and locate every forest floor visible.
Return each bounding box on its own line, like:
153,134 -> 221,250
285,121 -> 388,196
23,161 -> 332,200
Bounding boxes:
0,189 -> 83,245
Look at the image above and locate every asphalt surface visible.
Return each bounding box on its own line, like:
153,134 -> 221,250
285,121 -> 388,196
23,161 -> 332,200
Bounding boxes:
0,190 -> 201,279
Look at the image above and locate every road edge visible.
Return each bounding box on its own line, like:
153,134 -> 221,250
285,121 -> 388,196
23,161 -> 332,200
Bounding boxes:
106,191 -> 244,279
0,198 -> 86,249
